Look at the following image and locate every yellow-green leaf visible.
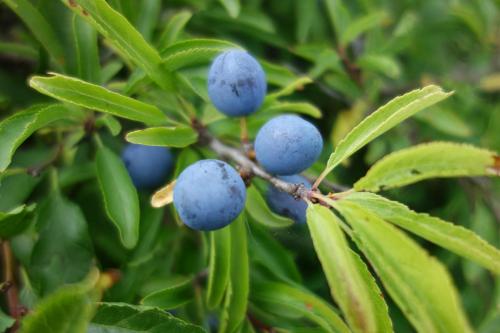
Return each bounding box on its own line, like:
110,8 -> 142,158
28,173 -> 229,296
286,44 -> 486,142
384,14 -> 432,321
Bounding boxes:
355,142 -> 499,192
125,127 -> 198,148
343,192 -> 500,274
245,186 -> 294,228
318,85 -> 453,185
306,204 -> 393,333
334,200 -> 473,333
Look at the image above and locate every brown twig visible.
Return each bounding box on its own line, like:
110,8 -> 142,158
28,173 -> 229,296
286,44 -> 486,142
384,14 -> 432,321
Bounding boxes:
1,241 -> 22,332
338,46 -> 362,86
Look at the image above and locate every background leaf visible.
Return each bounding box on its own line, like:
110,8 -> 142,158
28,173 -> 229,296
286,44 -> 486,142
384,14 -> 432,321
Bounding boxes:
96,145 -> 140,249
0,104 -> 79,172
19,271 -> 98,333
88,303 -> 206,333
245,186 -> 294,228
207,227 -> 231,309
30,192 -> 93,296
0,204 -> 35,239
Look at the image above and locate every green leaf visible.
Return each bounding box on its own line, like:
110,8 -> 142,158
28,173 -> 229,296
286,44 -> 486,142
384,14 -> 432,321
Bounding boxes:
96,146 -> 140,249
319,85 -> 453,183
261,102 -> 322,119
4,0 -> 65,66
0,309 -> 15,332
245,186 -> 294,228
266,77 -> 313,100
30,74 -> 168,125
252,282 -> 350,333
334,200 -> 473,333
157,10 -> 193,47
135,0 -> 161,42
306,204 -> 392,333
219,215 -> 249,333
63,0 -> 175,90
72,14 -> 101,83
414,107 -> 472,138
356,54 -> 400,79
0,104 -> 79,172
0,204 -> 35,239
30,193 -> 93,296
354,142 -> 499,192
207,227 -> 231,309
19,271 -> 98,333
340,11 -> 388,47
323,0 -> 351,40
260,60 -> 298,87
95,115 -> 122,136
343,192 -> 500,275
88,303 -> 206,332
141,277 -> 195,309
219,0 -> 241,18
161,39 -> 241,71
248,221 -> 302,284
125,127 -> 198,148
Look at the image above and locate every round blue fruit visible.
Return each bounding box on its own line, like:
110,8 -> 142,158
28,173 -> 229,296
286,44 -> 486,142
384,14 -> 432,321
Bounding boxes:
122,143 -> 174,189
255,115 -> 323,175
266,175 -> 311,224
208,50 -> 266,117
173,159 -> 246,231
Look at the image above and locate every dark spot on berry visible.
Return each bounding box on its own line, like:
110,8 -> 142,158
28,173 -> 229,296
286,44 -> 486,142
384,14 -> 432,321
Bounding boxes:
230,83 -> 240,97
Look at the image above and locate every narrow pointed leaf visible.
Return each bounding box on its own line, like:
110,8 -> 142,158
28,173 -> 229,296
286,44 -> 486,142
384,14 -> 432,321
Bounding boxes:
88,303 -> 206,332
161,39 -> 240,70
261,102 -> 322,118
344,192 -> 500,274
334,200 -> 473,333
0,204 -> 36,239
62,0 -> 175,90
96,146 -> 140,249
141,277 -> 195,309
340,11 -> 388,47
30,74 -> 168,125
219,215 -> 249,333
0,104 -> 79,172
4,0 -> 65,66
245,186 -> 294,228
207,227 -> 231,309
252,282 -> 350,333
355,142 -> 499,192
219,0 -> 241,18
306,204 -> 392,333
125,127 -> 198,148
72,14 -> 101,82
157,10 -> 193,47
320,85 -> 453,182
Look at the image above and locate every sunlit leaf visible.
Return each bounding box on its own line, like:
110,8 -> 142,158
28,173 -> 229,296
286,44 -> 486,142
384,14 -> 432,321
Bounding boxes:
306,204 -> 393,333
126,127 -> 198,148
355,142 -> 499,192
343,192 -> 500,275
334,200 -> 473,333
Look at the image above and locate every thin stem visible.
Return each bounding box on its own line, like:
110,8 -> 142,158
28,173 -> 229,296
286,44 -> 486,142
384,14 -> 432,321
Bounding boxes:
1,241 -> 21,332
240,117 -> 249,145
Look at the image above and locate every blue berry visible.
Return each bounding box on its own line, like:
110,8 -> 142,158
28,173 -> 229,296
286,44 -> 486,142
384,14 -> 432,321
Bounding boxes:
266,175 -> 311,224
255,115 -> 323,175
208,50 -> 266,117
122,143 -> 174,189
173,160 -> 246,231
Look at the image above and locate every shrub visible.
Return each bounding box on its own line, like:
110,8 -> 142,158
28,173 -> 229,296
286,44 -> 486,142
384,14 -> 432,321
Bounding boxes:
0,1 -> 499,332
